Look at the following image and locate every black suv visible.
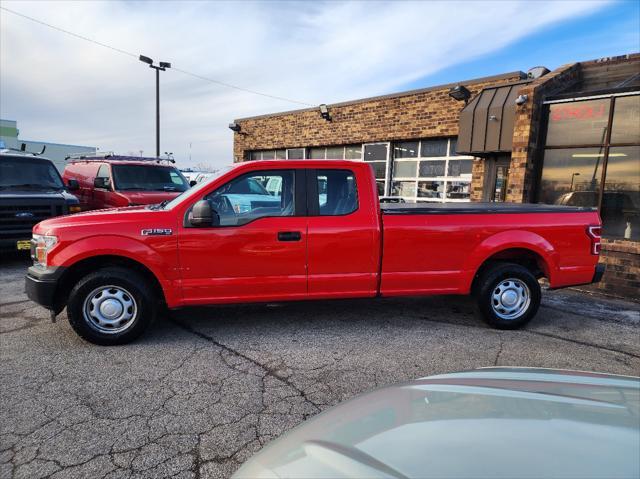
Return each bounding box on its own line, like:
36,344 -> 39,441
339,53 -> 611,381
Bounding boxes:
0,151 -> 80,252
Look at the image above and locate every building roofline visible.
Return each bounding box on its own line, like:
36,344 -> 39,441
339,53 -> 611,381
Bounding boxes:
234,70 -> 526,122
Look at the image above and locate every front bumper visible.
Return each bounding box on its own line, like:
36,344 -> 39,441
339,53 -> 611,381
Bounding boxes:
592,263 -> 605,284
25,266 -> 66,310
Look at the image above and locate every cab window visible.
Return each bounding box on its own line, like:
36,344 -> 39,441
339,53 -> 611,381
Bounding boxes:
205,170 -> 295,226
96,164 -> 110,179
316,169 -> 358,216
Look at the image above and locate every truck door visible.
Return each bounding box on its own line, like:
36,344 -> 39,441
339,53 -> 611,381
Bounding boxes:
92,164 -> 113,209
177,169 -> 308,305
306,168 -> 380,298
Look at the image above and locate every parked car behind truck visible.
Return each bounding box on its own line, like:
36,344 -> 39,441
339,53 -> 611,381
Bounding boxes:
25,160 -> 604,345
63,155 -> 190,210
1,150 -> 80,252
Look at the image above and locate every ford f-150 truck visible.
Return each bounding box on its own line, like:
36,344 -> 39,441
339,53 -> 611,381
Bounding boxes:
25,160 -> 604,345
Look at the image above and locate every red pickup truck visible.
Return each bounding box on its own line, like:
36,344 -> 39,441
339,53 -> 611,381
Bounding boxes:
25,160 -> 604,345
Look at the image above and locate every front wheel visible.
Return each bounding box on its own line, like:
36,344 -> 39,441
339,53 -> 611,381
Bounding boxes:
475,263 -> 541,329
67,267 -> 156,345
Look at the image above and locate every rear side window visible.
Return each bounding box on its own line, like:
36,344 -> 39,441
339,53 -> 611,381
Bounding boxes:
205,170 -> 295,226
316,170 -> 358,216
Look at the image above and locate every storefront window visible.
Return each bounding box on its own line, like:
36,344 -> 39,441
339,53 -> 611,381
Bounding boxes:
539,94 -> 640,240
419,160 -> 446,177
345,145 -> 362,160
394,141 -> 419,158
446,181 -> 471,200
261,150 -> 275,160
603,146 -> 640,239
326,146 -> 345,159
417,181 -> 445,200
447,159 -> 473,176
420,139 -> 448,157
611,96 -> 640,144
309,147 -> 325,159
286,148 -> 305,160
275,150 -> 286,159
539,147 -> 603,206
391,137 -> 472,203
393,161 -> 417,178
392,181 -> 417,197
546,99 -> 610,147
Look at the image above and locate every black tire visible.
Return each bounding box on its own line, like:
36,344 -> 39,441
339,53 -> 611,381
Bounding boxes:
67,267 -> 156,345
475,262 -> 541,330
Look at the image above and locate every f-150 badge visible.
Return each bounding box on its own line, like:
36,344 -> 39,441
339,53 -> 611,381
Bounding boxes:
141,228 -> 173,236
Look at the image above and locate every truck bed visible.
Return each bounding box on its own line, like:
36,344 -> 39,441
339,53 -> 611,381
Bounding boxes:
381,202 -> 596,215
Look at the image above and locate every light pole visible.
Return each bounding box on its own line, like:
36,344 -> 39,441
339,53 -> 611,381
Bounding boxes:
139,55 -> 171,158
570,172 -> 580,191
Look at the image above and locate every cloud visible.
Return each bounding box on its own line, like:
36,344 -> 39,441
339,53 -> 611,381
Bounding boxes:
0,0 -> 610,168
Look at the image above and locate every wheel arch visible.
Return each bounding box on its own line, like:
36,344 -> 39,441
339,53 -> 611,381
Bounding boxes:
464,230 -> 557,294
470,248 -> 551,295
54,255 -> 166,313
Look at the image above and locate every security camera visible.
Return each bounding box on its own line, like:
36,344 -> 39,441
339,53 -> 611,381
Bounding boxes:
515,94 -> 528,106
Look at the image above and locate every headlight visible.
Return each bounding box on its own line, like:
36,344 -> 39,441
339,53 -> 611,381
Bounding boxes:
31,234 -> 58,268
69,205 -> 82,213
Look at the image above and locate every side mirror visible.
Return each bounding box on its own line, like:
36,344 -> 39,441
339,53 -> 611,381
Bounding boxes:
190,200 -> 219,227
190,180 -> 197,187
94,177 -> 110,189
67,179 -> 80,191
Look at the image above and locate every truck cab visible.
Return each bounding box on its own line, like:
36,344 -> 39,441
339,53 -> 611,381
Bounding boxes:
0,150 -> 80,252
63,155 -> 190,210
25,160 -> 603,345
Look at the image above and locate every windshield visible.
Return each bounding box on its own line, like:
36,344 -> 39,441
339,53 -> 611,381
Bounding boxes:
0,156 -> 64,189
161,166 -> 234,209
112,165 -> 189,192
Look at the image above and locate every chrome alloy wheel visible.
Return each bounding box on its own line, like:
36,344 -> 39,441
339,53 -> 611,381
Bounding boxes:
491,278 -> 531,320
82,285 -> 138,334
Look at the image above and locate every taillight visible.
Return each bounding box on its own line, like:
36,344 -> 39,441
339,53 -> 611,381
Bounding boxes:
587,225 -> 601,255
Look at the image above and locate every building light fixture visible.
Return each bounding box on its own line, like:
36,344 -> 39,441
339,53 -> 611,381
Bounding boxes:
515,94 -> 528,106
319,104 -> 332,121
448,85 -> 471,103
228,122 -> 241,132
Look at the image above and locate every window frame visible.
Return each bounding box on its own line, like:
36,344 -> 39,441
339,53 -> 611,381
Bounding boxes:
184,169 -> 306,228
305,168 -> 359,217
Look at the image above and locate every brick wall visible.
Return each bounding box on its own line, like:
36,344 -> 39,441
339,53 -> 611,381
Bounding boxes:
233,72 -> 525,162
576,240 -> 640,302
470,158 -> 486,201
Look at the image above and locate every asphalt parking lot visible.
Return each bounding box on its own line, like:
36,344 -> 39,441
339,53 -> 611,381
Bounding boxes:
1,256 -> 639,479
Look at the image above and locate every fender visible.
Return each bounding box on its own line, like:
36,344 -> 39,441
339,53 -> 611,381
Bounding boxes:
461,230 -> 558,292
51,235 -> 182,307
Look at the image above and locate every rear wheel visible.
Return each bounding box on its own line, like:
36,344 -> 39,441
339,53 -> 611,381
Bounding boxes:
475,262 -> 541,329
67,267 -> 156,345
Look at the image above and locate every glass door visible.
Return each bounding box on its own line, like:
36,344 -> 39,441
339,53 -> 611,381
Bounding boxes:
363,142 -> 390,197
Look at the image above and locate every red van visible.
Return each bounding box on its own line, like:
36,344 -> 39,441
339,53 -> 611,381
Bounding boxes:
63,155 -> 189,210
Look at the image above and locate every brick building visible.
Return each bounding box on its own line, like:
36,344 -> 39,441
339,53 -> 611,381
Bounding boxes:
231,53 -> 639,300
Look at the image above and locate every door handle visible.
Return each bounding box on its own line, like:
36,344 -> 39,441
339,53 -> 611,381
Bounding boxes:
278,231 -> 302,242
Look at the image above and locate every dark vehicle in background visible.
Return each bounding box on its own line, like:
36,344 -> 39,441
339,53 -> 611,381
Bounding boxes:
63,155 -> 189,210
0,150 -> 80,252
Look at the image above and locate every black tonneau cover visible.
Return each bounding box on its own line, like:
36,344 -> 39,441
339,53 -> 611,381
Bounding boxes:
381,202 -> 596,215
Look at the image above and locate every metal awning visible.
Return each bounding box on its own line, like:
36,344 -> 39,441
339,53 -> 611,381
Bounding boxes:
456,80 -> 530,156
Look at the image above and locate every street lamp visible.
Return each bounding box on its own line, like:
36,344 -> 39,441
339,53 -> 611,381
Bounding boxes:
570,172 -> 580,191
139,55 -> 171,157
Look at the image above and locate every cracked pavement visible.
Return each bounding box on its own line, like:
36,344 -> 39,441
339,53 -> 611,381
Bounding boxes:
1,256 -> 639,478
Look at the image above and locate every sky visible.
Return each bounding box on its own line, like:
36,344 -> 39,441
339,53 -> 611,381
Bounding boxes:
1,0 -> 638,169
